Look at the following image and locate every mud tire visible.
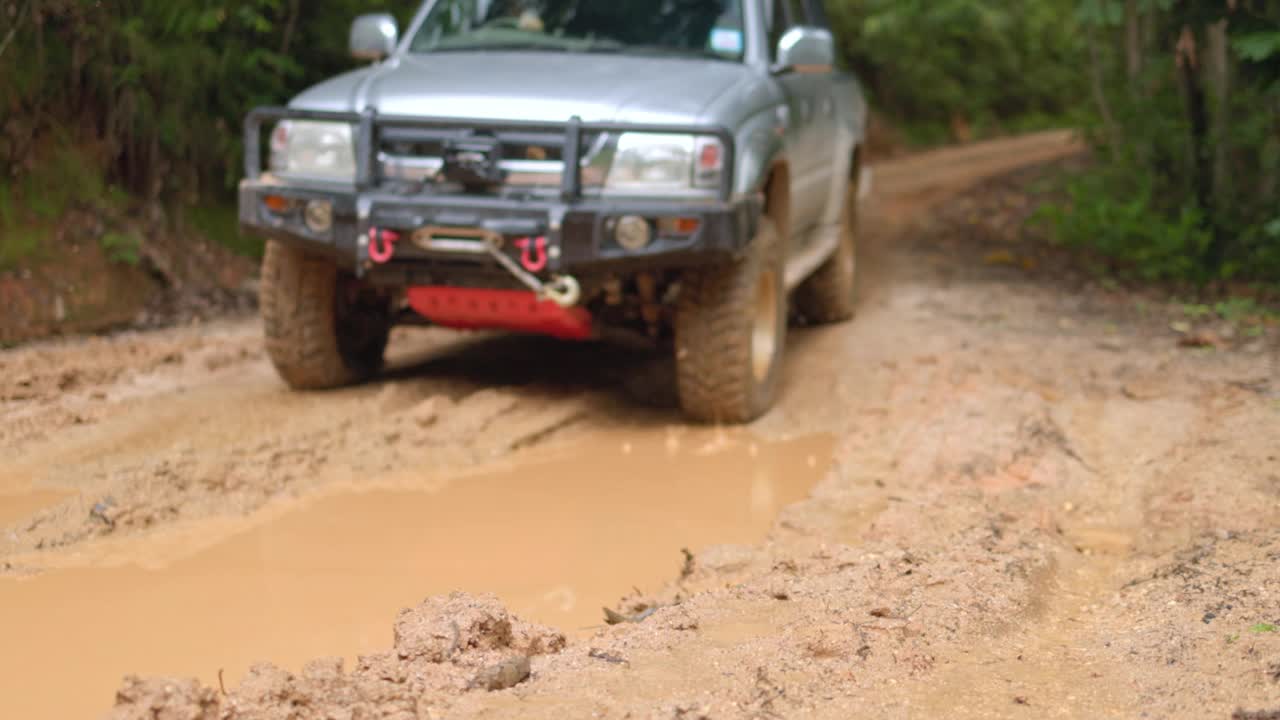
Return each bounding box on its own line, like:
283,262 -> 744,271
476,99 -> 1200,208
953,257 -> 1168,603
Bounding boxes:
675,218 -> 787,424
260,240 -> 391,390
794,187 -> 858,324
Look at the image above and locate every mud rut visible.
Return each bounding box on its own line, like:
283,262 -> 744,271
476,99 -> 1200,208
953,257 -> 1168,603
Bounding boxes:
2,130 -> 1278,720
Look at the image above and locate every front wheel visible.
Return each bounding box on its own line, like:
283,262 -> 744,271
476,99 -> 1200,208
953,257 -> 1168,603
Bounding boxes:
260,240 -> 392,390
674,218 -> 787,424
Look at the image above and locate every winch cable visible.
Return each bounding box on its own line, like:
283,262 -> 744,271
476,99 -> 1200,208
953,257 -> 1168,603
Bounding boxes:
482,236 -> 581,309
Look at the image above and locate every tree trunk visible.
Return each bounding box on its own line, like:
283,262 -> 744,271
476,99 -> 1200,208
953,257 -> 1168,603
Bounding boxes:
1088,32 -> 1122,152
1124,0 -> 1143,93
280,0 -> 301,57
1264,99 -> 1280,206
1175,26 -> 1218,274
1206,21 -> 1232,216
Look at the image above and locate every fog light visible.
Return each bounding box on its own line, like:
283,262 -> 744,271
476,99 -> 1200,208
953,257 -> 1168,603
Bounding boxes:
615,215 -> 652,252
304,200 -> 333,233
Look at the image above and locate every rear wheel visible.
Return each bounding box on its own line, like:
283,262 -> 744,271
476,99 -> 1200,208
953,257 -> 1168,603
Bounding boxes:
675,218 -> 787,424
794,186 -> 858,324
260,240 -> 392,389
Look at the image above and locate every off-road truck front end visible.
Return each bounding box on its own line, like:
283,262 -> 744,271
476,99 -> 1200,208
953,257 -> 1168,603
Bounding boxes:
240,0 -> 865,423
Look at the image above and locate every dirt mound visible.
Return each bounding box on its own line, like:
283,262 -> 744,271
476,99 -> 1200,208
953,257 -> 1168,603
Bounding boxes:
107,594 -> 566,720
393,593 -> 567,662
103,528 -> 1058,719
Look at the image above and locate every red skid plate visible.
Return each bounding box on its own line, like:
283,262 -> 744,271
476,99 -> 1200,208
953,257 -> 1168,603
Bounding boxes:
407,287 -> 593,340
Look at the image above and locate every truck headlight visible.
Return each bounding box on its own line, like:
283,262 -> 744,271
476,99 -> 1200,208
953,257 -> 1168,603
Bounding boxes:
270,120 -> 357,182
604,133 -> 724,194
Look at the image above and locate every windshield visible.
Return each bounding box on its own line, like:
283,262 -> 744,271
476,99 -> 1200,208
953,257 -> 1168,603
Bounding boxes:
408,0 -> 746,61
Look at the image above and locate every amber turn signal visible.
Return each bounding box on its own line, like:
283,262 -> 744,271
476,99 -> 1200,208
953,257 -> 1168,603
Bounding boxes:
658,217 -> 701,236
263,195 -> 294,213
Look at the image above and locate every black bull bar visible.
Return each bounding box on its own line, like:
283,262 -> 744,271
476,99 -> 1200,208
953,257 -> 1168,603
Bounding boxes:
243,107 -> 737,202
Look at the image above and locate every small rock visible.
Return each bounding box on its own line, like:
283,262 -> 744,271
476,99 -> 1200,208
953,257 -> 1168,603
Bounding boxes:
470,656 -> 530,691
410,397 -> 447,428
603,606 -> 658,625
587,648 -> 628,665
1178,331 -> 1221,349
90,498 -> 119,528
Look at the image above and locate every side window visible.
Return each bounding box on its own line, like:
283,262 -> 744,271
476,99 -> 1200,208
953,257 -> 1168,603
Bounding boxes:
805,0 -> 829,29
785,0 -> 809,25
768,0 -> 808,60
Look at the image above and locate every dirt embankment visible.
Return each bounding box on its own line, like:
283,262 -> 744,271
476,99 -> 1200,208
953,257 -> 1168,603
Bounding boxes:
0,208 -> 257,346
2,131 -> 1278,719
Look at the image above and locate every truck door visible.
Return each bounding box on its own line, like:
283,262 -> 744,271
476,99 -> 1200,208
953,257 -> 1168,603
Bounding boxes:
767,0 -> 835,245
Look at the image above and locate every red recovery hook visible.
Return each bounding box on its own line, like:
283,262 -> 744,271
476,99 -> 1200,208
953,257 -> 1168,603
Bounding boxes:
368,228 -> 401,264
513,236 -> 548,272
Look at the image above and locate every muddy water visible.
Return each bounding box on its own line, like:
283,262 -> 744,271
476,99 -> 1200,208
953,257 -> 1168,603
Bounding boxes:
0,430 -> 832,720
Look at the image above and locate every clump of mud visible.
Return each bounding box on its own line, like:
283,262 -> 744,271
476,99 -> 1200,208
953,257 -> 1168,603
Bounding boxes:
106,593 -> 566,720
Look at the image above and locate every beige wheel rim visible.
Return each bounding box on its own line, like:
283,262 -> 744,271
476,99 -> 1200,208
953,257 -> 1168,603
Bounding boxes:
841,227 -> 856,279
752,270 -> 779,383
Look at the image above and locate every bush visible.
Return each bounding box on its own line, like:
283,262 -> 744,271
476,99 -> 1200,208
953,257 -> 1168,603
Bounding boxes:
1,1 -> 421,204
826,0 -> 1089,141
1038,170 -> 1216,282
1044,0 -> 1280,285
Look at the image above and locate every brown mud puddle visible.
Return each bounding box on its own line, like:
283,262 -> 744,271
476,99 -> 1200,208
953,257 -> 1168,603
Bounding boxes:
0,429 -> 832,720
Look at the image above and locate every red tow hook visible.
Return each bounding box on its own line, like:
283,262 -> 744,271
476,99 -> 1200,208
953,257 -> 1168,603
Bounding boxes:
513,236 -> 549,272
368,228 -> 401,264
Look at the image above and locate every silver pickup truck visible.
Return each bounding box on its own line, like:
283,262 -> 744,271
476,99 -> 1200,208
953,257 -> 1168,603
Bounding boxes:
240,0 -> 866,423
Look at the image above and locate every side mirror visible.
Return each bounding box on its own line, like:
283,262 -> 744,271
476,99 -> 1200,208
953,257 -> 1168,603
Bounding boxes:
350,13 -> 398,61
774,27 -> 834,74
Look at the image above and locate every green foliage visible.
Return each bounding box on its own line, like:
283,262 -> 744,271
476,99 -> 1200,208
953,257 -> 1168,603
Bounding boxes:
827,0 -> 1089,140
1038,170 -> 1216,282
1250,622 -> 1278,633
1,0 -> 419,204
1234,30 -> 1280,60
0,143 -> 112,271
1040,0 -> 1280,285
1182,297 -> 1276,322
187,204 -> 263,259
100,231 -> 142,266
0,225 -> 44,272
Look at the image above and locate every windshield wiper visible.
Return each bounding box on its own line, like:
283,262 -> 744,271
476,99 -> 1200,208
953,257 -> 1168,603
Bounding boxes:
423,42 -> 577,53
584,45 -> 734,62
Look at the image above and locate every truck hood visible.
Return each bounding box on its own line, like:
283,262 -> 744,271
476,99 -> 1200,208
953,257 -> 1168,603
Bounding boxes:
290,52 -> 749,124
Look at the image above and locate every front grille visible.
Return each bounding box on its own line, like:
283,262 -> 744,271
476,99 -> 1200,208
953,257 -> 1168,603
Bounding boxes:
376,127 -> 606,190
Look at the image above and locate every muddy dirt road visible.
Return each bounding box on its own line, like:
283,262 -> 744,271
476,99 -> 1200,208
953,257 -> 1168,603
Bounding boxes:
3,130 -> 1279,720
